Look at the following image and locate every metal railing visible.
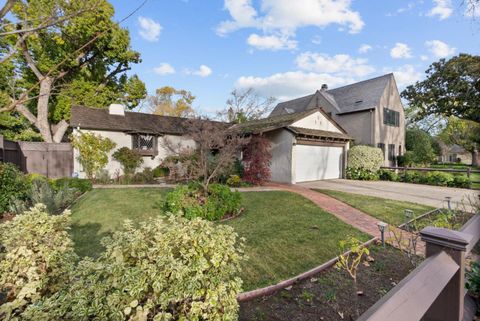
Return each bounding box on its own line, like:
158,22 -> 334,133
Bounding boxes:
358,214 -> 480,321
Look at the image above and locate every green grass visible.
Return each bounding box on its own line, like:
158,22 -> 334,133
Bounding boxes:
313,189 -> 435,226
70,188 -> 368,290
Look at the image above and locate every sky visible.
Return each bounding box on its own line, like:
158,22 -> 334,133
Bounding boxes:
110,0 -> 479,115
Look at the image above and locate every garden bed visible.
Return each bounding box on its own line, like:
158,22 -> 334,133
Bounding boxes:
239,245 -> 416,321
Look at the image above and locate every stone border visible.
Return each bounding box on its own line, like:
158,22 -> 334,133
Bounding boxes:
237,237 -> 378,302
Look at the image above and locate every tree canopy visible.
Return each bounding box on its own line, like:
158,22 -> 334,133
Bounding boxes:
401,54 -> 480,123
439,117 -> 480,166
219,88 -> 276,123
0,0 -> 146,142
147,86 -> 195,118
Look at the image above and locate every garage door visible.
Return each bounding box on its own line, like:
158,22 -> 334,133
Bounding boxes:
294,145 -> 343,182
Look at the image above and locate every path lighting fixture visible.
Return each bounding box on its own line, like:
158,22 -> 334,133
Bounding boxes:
377,221 -> 388,247
445,196 -> 452,210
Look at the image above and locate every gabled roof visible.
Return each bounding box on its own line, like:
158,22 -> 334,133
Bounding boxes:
269,73 -> 394,116
287,126 -> 351,140
70,105 -> 226,135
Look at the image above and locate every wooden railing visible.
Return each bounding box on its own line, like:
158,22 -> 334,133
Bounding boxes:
381,166 -> 480,187
357,214 -> 480,321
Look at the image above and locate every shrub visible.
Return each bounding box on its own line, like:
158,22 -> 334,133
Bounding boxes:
161,151 -> 198,182
164,183 -> 242,221
132,167 -> 155,184
402,171 -> 422,183
10,179 -> 79,215
466,262 -> 480,298
53,177 -> 92,194
346,168 -> 379,181
71,132 -> 116,179
347,145 -> 384,181
24,216 -> 244,321
450,175 -> 472,188
378,169 -> 399,181
0,163 -> 29,214
112,147 -> 143,176
0,205 -> 77,319
242,135 -> 271,185
94,169 -> 112,184
152,165 -> 169,177
226,174 -> 242,187
424,171 -> 454,186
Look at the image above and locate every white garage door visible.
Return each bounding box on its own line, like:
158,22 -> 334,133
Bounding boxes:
294,145 -> 343,182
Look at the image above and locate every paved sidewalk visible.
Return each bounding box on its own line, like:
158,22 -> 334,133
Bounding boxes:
267,182 -> 425,255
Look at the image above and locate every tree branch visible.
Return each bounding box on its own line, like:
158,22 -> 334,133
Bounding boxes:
16,103 -> 38,125
19,36 -> 44,80
0,0 -> 15,20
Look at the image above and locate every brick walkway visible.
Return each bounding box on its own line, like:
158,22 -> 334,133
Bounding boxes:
266,182 -> 425,255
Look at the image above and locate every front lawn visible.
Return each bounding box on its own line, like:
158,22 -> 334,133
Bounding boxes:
314,189 -> 435,226
70,188 -> 368,291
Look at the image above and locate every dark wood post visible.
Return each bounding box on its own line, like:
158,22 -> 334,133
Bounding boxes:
466,167 -> 471,178
419,227 -> 472,321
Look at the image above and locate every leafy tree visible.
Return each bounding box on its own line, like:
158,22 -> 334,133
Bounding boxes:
0,0 -> 146,142
0,112 -> 42,141
112,147 -> 143,175
242,134 -> 272,185
405,129 -> 437,165
439,117 -> 480,166
218,88 -> 276,123
401,54 -> 480,123
147,86 -> 195,117
70,131 -> 116,179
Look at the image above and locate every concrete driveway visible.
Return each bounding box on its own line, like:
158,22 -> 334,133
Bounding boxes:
299,179 -> 479,210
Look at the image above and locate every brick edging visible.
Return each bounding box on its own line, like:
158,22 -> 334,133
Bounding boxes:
236,237 -> 378,302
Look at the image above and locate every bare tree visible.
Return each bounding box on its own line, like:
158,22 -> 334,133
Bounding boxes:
161,118 -> 249,193
218,88 -> 276,123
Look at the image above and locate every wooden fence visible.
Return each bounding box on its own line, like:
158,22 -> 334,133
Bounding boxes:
0,136 -> 73,178
358,214 -> 480,321
382,166 -> 480,188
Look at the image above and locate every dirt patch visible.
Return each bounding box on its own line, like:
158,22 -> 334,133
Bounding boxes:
239,245 -> 415,321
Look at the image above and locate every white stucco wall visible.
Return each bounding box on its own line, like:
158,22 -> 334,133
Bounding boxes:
291,111 -> 342,133
72,128 -> 195,178
266,129 -> 294,184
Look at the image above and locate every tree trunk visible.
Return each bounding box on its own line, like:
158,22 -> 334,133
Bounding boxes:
36,77 -> 54,142
472,149 -> 478,167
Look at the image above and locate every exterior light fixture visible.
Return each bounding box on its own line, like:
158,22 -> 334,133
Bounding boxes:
404,209 -> 414,232
445,196 -> 452,210
377,221 -> 388,247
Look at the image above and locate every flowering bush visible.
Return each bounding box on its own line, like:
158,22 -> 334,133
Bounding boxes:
24,216 -> 244,321
347,145 -> 384,173
243,135 -> 271,185
0,205 -> 77,319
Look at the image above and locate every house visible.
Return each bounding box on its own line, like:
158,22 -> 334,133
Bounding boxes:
437,142 -> 473,165
269,73 -> 406,166
70,105 -> 351,183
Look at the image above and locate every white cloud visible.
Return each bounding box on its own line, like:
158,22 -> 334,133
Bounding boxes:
235,71 -> 354,101
358,44 -> 372,54
138,16 -> 162,42
427,0 -> 453,20
420,55 -> 429,61
311,35 -> 322,45
153,63 -> 175,75
217,0 -> 364,36
390,43 -> 413,59
247,33 -> 297,50
384,65 -> 422,88
425,40 -> 456,58
186,65 -> 213,77
295,52 -> 375,77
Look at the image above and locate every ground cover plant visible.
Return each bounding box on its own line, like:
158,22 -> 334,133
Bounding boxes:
69,188 -> 368,290
239,244 -> 415,321
314,189 -> 434,226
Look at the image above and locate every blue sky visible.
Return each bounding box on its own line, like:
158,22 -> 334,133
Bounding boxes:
111,0 -> 479,115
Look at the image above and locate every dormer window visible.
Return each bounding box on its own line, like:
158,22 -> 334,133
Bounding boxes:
132,134 -> 158,156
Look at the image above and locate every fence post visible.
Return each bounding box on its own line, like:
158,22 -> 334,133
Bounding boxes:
467,167 -> 471,178
419,227 -> 472,321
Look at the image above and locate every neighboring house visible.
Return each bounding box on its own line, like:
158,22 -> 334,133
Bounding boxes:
270,73 -> 406,166
437,142 -> 472,165
70,105 -> 351,183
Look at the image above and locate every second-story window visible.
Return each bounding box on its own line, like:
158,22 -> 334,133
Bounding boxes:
383,108 -> 399,127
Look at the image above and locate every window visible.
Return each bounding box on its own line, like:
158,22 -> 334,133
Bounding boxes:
388,144 -> 395,161
132,134 -> 157,156
377,143 -> 385,159
383,108 -> 400,127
